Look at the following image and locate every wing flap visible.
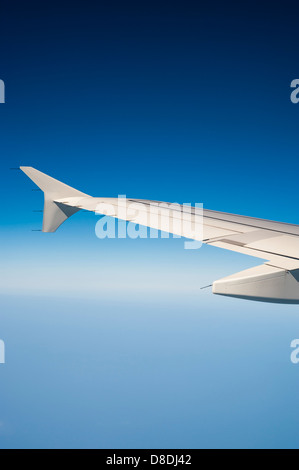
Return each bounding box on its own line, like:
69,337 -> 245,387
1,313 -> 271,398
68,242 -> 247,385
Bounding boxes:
213,264 -> 299,304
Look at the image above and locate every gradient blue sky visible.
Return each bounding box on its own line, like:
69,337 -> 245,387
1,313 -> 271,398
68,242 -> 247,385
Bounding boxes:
1,1 -> 299,449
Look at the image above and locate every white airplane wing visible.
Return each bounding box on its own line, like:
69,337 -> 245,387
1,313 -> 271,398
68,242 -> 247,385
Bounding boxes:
20,166 -> 299,304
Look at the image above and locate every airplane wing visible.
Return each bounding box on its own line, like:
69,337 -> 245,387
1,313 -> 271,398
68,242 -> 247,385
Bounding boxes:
20,166 -> 299,304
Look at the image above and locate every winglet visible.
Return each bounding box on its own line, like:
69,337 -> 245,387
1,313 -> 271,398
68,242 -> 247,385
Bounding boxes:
20,167 -> 89,232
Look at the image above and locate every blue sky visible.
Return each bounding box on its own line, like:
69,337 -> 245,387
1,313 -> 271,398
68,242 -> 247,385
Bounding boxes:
1,1 -> 299,449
